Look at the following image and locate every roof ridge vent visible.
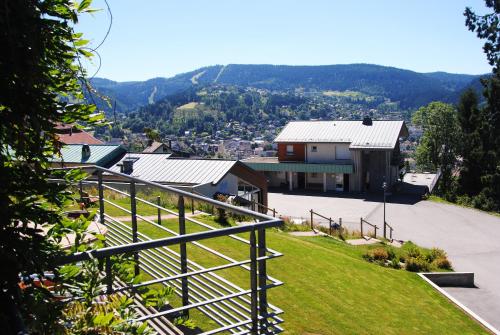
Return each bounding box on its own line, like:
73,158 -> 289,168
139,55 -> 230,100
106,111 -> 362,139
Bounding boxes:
362,117 -> 373,126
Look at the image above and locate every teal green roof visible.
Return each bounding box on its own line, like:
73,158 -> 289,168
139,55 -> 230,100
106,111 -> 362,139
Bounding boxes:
244,161 -> 353,174
52,144 -> 126,166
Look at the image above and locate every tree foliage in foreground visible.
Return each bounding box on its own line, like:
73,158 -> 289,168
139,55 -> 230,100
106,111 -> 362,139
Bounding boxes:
0,0 -> 155,333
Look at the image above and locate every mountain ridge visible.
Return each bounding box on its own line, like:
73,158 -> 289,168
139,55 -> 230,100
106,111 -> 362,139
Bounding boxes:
89,63 -> 486,112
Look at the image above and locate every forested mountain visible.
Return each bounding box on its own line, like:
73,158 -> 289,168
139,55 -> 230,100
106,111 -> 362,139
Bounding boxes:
90,64 -> 484,112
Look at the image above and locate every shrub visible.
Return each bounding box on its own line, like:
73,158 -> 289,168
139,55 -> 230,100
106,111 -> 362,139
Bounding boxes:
371,247 -> 389,261
433,256 -> 453,270
389,258 -> 401,269
214,194 -> 230,226
405,257 -> 431,272
364,247 -> 389,262
426,248 -> 446,263
405,245 -> 422,259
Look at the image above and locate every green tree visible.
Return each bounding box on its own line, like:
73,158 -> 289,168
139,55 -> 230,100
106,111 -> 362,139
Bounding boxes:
413,102 -> 460,194
456,89 -> 487,195
464,0 -> 500,210
0,0 -> 102,332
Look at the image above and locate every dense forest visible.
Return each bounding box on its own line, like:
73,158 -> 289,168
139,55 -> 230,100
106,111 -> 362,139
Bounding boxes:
89,64 -> 484,113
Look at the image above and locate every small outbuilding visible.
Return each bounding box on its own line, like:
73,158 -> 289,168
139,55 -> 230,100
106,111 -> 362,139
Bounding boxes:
104,153 -> 268,208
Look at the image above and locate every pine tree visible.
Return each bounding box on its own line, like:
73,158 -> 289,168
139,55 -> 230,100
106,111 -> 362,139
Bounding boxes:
464,1 -> 500,210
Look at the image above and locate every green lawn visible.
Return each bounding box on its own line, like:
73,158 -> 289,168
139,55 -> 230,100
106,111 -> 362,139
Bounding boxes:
124,214 -> 488,335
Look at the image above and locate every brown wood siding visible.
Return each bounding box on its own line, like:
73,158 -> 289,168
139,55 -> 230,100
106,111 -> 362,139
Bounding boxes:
230,162 -> 268,209
277,143 -> 305,162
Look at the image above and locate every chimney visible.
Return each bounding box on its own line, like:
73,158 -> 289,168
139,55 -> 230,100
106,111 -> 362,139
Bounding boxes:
362,117 -> 373,126
82,144 -> 91,159
122,158 -> 134,174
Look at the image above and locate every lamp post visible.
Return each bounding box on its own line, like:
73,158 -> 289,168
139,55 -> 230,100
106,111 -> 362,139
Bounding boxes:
382,180 -> 388,239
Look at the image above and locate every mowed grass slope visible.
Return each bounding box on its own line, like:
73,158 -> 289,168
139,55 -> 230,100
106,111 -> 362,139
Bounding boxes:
128,215 -> 488,335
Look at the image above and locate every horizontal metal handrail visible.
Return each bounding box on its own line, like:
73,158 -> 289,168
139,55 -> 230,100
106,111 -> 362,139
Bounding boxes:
52,165 -> 277,221
51,165 -> 284,334
360,218 -> 378,229
360,217 -> 378,238
67,177 -> 284,256
59,219 -> 281,264
309,209 -> 331,222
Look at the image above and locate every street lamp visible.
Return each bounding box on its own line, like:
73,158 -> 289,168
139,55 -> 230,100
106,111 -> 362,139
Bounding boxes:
382,180 -> 388,239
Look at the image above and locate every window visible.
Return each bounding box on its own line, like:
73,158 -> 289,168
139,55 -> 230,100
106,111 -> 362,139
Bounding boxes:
286,145 -> 294,155
311,146 -> 318,152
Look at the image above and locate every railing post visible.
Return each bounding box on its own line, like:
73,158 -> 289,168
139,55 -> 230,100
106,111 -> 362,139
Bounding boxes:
374,225 -> 377,239
272,208 -> 276,218
390,227 -> 393,241
250,229 -> 259,334
78,180 -> 83,197
105,256 -> 113,294
130,181 -> 139,276
339,218 -> 342,238
310,210 -> 314,230
157,196 -> 161,225
258,228 -> 268,334
178,195 -> 189,316
97,171 -> 105,225
360,217 -> 363,237
329,218 -> 332,236
190,189 -> 195,215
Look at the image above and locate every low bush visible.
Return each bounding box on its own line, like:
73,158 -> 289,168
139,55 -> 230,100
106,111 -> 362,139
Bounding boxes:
405,257 -> 431,272
433,256 -> 453,270
389,258 -> 401,269
426,248 -> 447,263
363,247 -> 389,262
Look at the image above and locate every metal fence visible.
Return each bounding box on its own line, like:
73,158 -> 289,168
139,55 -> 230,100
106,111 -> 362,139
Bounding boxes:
54,166 -> 284,335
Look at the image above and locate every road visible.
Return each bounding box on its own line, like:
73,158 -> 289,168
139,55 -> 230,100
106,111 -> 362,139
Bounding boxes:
268,191 -> 500,330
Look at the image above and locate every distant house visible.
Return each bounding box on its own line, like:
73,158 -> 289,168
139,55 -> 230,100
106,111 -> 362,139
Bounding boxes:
143,140 -> 190,157
55,123 -> 103,145
243,118 -> 408,193
50,144 -> 126,168
143,141 -> 169,154
104,154 -> 268,207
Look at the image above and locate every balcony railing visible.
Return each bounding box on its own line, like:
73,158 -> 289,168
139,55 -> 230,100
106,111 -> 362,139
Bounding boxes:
52,165 -> 284,334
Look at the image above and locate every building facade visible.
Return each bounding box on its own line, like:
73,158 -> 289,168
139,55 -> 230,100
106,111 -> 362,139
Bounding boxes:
243,119 -> 408,193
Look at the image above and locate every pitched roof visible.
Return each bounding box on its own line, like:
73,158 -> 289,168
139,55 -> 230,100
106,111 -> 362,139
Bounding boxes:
108,154 -> 237,185
142,141 -> 166,153
51,144 -> 126,166
274,120 -> 407,150
57,130 -> 103,145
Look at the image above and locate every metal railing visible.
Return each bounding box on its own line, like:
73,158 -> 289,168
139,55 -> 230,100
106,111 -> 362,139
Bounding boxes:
384,221 -> 394,241
247,199 -> 277,218
360,218 -> 379,239
52,165 -> 284,335
309,209 -> 342,236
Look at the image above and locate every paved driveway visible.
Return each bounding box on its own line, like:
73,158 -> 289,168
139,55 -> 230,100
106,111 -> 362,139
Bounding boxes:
268,190 -> 384,226
268,191 -> 500,330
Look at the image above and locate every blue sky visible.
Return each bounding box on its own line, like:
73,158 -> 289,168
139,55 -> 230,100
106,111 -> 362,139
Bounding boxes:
77,0 -> 492,81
